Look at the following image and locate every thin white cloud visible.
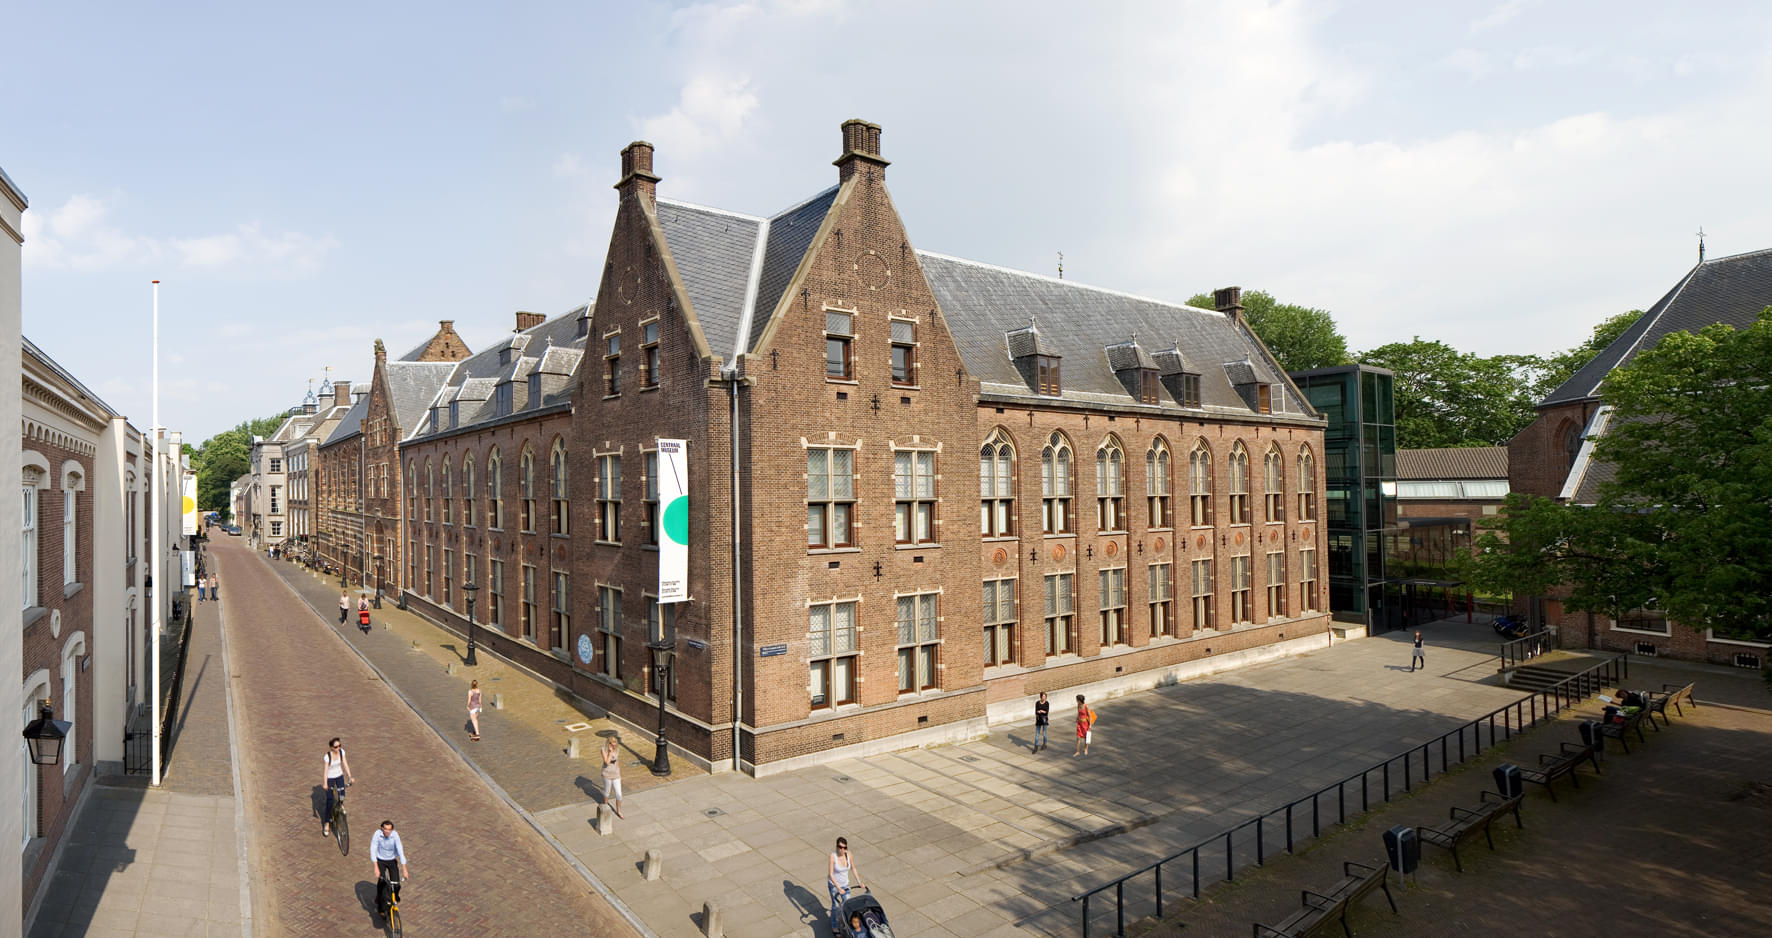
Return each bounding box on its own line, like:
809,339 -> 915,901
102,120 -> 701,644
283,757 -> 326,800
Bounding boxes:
22,193 -> 337,275
1470,0 -> 1538,34
637,75 -> 760,159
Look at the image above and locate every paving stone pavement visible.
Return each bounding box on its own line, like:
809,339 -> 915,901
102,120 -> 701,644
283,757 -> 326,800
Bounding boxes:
28,558 -> 251,937
209,535 -> 640,936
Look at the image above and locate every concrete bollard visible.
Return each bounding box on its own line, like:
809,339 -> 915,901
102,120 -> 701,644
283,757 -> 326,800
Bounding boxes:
597,803 -> 615,834
567,736 -> 581,759
492,693 -> 505,710
643,849 -> 662,881
700,900 -> 723,938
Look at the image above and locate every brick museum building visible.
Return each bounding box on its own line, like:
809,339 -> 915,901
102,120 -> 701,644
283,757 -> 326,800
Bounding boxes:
1509,246 -> 1772,671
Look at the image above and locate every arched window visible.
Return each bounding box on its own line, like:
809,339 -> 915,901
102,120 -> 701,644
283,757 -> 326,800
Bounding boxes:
487,448 -> 503,529
1228,443 -> 1250,524
1041,432 -> 1073,535
462,453 -> 476,527
60,633 -> 85,776
1096,436 -> 1125,531
980,430 -> 1015,537
1264,445 -> 1285,522
1147,438 -> 1172,529
550,440 -> 569,536
520,447 -> 536,532
424,460 -> 434,523
1562,422 -> 1584,470
1189,441 -> 1214,526
406,460 -> 418,522
441,458 -> 453,524
1297,447 -> 1317,521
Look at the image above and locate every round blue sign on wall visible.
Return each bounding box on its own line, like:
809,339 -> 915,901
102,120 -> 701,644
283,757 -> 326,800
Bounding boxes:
576,633 -> 594,666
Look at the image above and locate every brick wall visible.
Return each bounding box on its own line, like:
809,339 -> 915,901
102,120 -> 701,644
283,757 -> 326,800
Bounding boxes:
1507,401 -> 1597,499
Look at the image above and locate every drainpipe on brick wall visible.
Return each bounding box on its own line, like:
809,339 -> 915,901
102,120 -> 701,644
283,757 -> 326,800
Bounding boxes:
728,375 -> 744,773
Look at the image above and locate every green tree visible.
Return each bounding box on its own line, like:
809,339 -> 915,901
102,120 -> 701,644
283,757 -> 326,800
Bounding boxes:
1356,339 -> 1538,448
192,413 -> 290,514
1188,289 -> 1351,373
1531,309 -> 1643,400
1464,308 -> 1772,641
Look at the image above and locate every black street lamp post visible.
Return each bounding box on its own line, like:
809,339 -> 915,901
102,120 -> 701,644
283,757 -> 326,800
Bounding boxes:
463,579 -> 480,667
22,701 -> 71,766
648,639 -> 674,776
372,553 -> 384,609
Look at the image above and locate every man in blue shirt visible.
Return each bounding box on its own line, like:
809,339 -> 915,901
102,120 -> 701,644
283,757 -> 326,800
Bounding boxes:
371,820 -> 410,919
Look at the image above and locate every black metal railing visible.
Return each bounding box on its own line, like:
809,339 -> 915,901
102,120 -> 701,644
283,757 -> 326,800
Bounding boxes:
1498,630 -> 1555,671
1071,652 -> 1628,937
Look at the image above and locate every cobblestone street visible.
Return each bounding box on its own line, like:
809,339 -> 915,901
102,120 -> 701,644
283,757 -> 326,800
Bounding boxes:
212,534 -> 640,936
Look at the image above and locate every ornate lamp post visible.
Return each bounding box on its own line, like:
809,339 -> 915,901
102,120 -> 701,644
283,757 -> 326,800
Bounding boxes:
647,639 -> 674,776
22,701 -> 71,766
463,579 -> 480,667
372,552 -> 385,609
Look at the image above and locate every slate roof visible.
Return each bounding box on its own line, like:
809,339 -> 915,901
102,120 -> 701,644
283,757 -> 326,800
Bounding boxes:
653,200 -> 760,362
385,361 -> 458,439
749,187 -> 841,351
1541,248 -> 1772,406
1396,446 -> 1508,481
322,393 -> 369,447
919,252 -> 1308,417
407,305 -> 589,442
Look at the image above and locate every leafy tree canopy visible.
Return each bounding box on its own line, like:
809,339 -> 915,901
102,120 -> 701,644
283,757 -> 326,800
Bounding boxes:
192,413 -> 289,513
1188,289 -> 1351,373
1462,308 -> 1772,642
1357,338 -> 1538,448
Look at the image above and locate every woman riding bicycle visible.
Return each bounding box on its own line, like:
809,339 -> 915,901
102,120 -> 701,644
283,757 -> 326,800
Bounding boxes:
321,737 -> 353,836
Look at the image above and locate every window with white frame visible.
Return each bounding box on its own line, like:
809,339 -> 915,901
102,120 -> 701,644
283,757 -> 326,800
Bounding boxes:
1041,432 -> 1073,535
1297,449 -> 1317,521
641,451 -> 659,546
270,521 -> 282,536
22,485 -> 37,608
641,320 -> 660,389
1147,440 -> 1172,529
809,600 -> 858,707
61,645 -> 78,775
1099,566 -> 1127,645
593,453 -> 620,543
1266,550 -> 1287,618
1192,559 -> 1215,630
1190,441 -> 1214,526
1231,554 -> 1252,623
1299,548 -> 1317,612
1228,444 -> 1250,525
980,432 -> 1015,537
62,477 -> 79,586
1097,437 -> 1125,532
1149,562 -> 1173,637
1264,446 -> 1285,523
1044,572 -> 1074,656
893,450 -> 936,545
269,485 -> 280,515
598,585 -> 622,678
269,457 -> 281,473
895,592 -> 940,693
807,447 -> 855,549
825,311 -> 853,380
983,578 -> 1015,666
604,332 -> 621,396
890,318 -> 917,386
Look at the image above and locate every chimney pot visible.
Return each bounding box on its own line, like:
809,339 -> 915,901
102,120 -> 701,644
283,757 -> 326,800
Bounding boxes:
515,311 -> 546,331
617,141 -> 661,199
1213,287 -> 1245,323
835,119 -> 889,182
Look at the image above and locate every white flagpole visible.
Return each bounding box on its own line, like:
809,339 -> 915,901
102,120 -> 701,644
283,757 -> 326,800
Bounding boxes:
150,280 -> 162,788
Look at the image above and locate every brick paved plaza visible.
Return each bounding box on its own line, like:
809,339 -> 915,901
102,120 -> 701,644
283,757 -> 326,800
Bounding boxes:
31,533 -> 1769,937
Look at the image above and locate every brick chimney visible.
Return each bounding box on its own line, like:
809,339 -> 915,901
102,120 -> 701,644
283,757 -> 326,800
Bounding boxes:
834,119 -> 888,183
615,141 -> 660,201
374,338 -> 386,366
1213,286 -> 1244,325
515,311 -> 545,332
332,378 -> 352,405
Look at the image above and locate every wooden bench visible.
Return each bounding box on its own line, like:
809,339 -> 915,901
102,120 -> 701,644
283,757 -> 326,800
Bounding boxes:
1652,682 -> 1698,721
1252,860 -> 1396,938
1417,790 -> 1523,872
1517,741 -> 1602,801
1597,706 -> 1649,753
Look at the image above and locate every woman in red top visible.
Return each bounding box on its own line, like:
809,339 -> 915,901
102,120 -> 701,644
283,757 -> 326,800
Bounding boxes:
1073,694 -> 1094,757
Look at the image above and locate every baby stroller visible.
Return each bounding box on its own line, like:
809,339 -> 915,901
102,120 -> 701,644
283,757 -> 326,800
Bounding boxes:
837,886 -> 895,938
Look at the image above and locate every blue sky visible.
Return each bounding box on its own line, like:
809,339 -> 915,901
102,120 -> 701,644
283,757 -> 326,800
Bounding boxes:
7,0 -> 1771,442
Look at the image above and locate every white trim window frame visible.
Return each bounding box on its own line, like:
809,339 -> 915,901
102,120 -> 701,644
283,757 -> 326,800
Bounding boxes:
893,449 -> 937,546
895,592 -> 940,693
809,600 -> 859,708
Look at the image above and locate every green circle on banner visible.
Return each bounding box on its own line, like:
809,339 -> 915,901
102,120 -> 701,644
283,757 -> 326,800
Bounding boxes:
663,496 -> 689,544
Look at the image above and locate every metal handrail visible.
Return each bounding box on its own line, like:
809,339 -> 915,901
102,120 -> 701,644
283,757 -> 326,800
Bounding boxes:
1071,652 -> 1628,937
1498,630 -> 1555,671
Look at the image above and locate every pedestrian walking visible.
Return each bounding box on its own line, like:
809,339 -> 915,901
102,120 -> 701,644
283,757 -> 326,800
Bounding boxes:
1410,631 -> 1425,672
339,591 -> 350,625
321,737 -> 353,836
370,820 -> 410,922
1073,694 -> 1095,757
600,735 -> 624,818
1032,692 -> 1049,753
197,578 -> 207,603
826,836 -> 863,936
358,596 -> 372,633
467,680 -> 482,741
208,573 -> 218,602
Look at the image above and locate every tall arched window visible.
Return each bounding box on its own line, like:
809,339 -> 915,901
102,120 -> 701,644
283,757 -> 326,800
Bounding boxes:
1041,432 -> 1073,535
441,458 -> 453,524
424,460 -> 435,522
1561,422 -> 1584,470
1147,438 -> 1172,529
1096,436 -> 1125,531
1297,447 -> 1316,521
462,453 -> 476,527
1228,443 -> 1250,524
980,430 -> 1015,537
1189,441 -> 1214,526
406,461 -> 418,522
520,447 -> 536,532
1264,445 -> 1285,522
487,448 -> 504,529
550,440 -> 570,536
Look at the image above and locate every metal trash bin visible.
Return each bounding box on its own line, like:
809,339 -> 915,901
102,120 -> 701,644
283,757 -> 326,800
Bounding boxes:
1579,720 -> 1604,752
1384,825 -> 1419,875
1493,763 -> 1523,798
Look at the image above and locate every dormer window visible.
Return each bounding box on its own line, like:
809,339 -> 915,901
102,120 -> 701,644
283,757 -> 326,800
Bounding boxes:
1256,385 -> 1272,414
496,383 -> 513,416
1140,369 -> 1160,405
499,346 -> 512,366
449,400 -> 460,427
1036,356 -> 1061,395
527,371 -> 541,406
1182,374 -> 1202,408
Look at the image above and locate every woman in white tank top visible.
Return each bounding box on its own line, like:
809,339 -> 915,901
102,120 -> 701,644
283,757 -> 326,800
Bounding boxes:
827,836 -> 863,935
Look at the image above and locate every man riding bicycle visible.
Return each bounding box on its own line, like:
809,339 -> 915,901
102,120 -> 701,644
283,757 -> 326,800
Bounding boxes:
371,820 -> 410,921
